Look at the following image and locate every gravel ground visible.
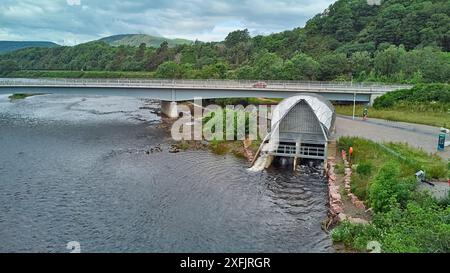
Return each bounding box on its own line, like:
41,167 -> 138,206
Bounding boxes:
417,181 -> 449,200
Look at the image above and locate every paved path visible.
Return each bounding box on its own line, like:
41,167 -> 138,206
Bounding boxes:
335,115 -> 449,160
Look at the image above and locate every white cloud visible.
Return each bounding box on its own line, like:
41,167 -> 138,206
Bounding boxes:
67,0 -> 81,6
0,0 -> 336,45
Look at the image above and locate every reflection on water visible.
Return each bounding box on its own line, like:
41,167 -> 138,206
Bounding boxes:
0,94 -> 331,252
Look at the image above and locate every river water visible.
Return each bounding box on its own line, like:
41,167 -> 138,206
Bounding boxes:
0,94 -> 331,253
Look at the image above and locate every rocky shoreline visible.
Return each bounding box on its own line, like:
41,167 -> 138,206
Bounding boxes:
326,151 -> 371,229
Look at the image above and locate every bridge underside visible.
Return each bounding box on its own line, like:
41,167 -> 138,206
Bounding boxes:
0,86 -> 372,103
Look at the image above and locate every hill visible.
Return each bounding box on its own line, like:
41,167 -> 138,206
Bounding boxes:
0,41 -> 59,54
0,0 -> 448,83
99,34 -> 193,48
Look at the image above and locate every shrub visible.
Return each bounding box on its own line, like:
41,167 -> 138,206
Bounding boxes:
373,84 -> 450,110
369,161 -> 417,213
209,139 -> 228,155
426,163 -> 448,179
333,193 -> 450,253
374,198 -> 450,253
356,162 -> 373,176
331,221 -> 380,251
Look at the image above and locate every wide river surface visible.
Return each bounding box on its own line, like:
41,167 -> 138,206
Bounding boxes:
0,94 -> 331,252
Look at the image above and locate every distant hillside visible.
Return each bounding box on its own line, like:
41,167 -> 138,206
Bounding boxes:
1,0 -> 448,83
0,41 -> 59,54
99,34 -> 193,48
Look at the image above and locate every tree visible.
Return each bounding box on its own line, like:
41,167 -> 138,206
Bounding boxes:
285,53 -> 320,80
155,61 -> 181,79
350,51 -> 372,79
318,53 -> 350,80
0,60 -> 19,75
236,65 -> 255,80
224,29 -> 251,48
110,46 -> 127,71
225,29 -> 252,66
374,45 -> 407,78
253,51 -> 283,80
134,43 -> 146,61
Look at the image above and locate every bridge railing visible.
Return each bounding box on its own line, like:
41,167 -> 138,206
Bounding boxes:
0,78 -> 411,92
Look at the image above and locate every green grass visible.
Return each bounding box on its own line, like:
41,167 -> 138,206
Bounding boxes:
335,105 -> 449,127
338,137 -> 447,202
7,70 -> 156,79
8,93 -> 45,100
333,137 -> 449,253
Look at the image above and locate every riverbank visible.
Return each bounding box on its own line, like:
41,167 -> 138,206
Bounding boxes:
8,93 -> 46,100
331,137 -> 449,253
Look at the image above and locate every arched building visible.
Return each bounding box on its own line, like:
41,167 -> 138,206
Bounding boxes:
258,94 -> 336,169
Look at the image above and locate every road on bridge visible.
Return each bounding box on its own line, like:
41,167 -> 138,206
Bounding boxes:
335,115 -> 449,160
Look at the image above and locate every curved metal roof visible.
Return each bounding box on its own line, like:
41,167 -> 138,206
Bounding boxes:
271,93 -> 336,133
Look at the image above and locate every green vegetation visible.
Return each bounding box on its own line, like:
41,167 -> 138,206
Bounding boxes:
332,197 -> 450,252
200,107 -> 262,158
1,0 -> 449,83
202,107 -> 263,141
335,83 -> 450,127
8,70 -> 156,79
333,137 -> 449,253
335,104 -> 449,127
339,137 -> 446,200
8,93 -> 44,100
0,41 -> 58,54
373,83 -> 450,112
99,34 -> 193,48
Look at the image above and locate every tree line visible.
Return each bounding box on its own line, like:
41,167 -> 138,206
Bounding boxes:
0,0 -> 449,83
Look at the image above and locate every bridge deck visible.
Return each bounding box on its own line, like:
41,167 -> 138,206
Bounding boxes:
0,78 -> 411,103
0,78 -> 410,93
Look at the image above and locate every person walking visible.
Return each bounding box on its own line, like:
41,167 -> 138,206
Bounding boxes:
363,107 -> 369,121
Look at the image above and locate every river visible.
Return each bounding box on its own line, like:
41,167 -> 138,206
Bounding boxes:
0,94 -> 331,252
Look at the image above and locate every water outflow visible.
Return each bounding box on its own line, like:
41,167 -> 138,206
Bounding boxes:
248,154 -> 273,172
0,94 -> 332,252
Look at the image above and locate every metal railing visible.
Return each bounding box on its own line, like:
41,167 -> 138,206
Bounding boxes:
0,78 -> 411,93
273,144 -> 325,158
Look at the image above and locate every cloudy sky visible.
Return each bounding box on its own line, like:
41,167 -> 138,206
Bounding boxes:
0,0 -> 337,45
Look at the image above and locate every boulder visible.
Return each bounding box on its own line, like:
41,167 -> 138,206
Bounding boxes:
331,204 -> 344,214
337,213 -> 348,222
331,192 -> 342,200
354,200 -> 366,210
348,217 -> 370,225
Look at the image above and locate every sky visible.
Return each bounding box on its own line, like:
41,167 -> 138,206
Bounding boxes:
0,0 -> 338,45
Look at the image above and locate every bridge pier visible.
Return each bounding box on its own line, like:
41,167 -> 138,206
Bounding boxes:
369,94 -> 382,106
161,101 -> 178,118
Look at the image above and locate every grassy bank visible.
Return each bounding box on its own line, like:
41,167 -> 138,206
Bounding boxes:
7,70 -> 156,79
8,93 -> 45,100
332,137 -> 449,253
336,84 -> 450,127
338,137 -> 446,201
335,105 -> 449,127
202,107 -> 263,158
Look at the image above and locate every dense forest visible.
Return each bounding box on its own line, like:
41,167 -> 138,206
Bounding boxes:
0,0 -> 449,83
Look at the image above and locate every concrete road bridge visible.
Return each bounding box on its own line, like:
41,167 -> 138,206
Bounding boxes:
0,78 -> 410,117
